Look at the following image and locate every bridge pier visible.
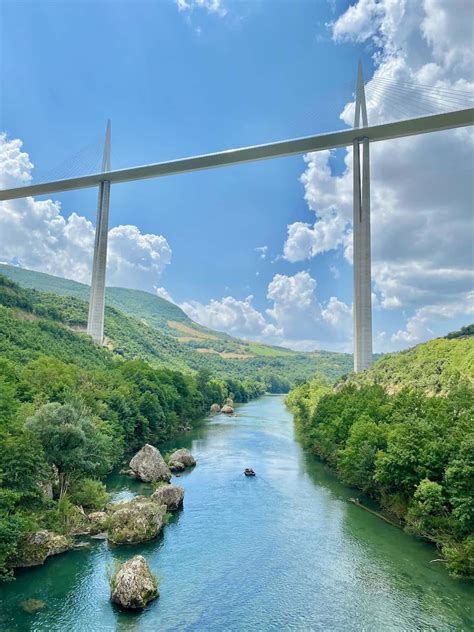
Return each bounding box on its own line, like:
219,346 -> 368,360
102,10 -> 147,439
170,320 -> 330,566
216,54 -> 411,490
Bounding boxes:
352,137 -> 373,371
352,62 -> 373,372
87,121 -> 111,345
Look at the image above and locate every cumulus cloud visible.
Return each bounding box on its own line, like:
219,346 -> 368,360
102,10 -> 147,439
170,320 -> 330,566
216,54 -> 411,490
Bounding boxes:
180,271 -> 353,351
284,0 -> 474,347
181,295 -> 278,337
0,133 -> 172,291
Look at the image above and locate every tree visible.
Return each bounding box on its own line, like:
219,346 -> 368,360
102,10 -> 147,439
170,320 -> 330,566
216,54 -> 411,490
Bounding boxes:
338,415 -> 386,493
26,402 -> 113,497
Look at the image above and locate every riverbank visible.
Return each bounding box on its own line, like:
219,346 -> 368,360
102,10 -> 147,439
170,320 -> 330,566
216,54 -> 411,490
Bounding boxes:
0,396 -> 472,631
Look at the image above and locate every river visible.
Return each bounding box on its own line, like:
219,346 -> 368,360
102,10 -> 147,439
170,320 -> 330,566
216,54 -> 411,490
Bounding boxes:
1,395 -> 472,631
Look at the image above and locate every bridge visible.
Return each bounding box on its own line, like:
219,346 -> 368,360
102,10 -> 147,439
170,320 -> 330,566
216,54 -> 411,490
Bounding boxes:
1,64 -> 473,371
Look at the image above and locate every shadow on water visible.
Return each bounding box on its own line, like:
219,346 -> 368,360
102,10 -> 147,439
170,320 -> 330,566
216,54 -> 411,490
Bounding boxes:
0,395 -> 472,632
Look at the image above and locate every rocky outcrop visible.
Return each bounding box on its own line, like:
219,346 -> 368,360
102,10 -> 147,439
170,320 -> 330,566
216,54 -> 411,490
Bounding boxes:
168,448 -> 196,468
169,460 -> 185,473
151,484 -> 184,511
88,511 -> 109,535
210,403 -> 221,413
107,498 -> 167,545
129,444 -> 171,483
221,404 -> 234,414
14,531 -> 72,568
111,555 -> 159,609
37,464 -> 59,499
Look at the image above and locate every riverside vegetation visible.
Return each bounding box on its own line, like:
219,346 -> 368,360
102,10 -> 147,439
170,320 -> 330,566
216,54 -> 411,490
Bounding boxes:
286,329 -> 474,578
0,271 -> 350,580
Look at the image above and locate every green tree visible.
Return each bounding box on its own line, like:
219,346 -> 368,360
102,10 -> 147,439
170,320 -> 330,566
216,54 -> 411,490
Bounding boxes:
338,415 -> 386,493
26,402 -> 113,497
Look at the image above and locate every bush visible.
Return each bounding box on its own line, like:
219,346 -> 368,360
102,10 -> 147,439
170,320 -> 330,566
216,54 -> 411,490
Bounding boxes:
69,479 -> 109,512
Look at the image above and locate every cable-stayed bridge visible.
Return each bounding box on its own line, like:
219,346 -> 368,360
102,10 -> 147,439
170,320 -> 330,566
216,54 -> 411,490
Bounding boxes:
1,65 -> 473,371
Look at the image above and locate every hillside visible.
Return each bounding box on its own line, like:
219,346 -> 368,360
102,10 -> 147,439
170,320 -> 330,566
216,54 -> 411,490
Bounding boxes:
286,333 -> 474,577
345,333 -> 474,395
0,264 -> 352,386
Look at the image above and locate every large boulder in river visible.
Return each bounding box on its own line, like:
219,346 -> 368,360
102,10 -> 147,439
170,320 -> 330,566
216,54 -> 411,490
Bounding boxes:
221,404 -> 234,414
13,530 -> 72,568
151,484 -> 184,511
210,403 -> 221,413
168,448 -> 196,468
129,444 -> 171,483
107,498 -> 167,545
88,511 -> 109,535
111,555 -> 159,609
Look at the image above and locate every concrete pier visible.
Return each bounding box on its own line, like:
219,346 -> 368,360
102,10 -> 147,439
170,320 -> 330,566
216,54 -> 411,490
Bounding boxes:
87,121 -> 111,344
353,62 -> 373,372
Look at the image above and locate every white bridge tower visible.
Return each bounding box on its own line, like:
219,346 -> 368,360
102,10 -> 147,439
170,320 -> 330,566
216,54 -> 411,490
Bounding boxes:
352,62 -> 373,371
87,120 -> 111,344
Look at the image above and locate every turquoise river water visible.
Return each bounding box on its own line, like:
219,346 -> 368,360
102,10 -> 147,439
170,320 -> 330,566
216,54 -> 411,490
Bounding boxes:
0,395 -> 472,631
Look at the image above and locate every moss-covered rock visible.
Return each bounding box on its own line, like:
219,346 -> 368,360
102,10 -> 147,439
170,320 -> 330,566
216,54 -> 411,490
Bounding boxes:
151,484 -> 184,511
107,498 -> 167,545
110,555 -> 158,609
88,511 -> 109,535
129,444 -> 171,483
14,531 -> 72,568
168,448 -> 196,468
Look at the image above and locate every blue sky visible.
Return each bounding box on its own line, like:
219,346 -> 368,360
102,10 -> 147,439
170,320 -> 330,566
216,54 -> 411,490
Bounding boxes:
1,0 -> 472,352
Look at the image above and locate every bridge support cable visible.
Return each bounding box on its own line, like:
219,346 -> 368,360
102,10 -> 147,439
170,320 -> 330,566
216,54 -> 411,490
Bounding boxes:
86,120 -> 111,345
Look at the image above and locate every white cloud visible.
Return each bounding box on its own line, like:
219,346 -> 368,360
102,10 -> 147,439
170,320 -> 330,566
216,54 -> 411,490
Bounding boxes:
181,295 -> 277,337
156,286 -> 174,302
392,293 -> 474,344
180,271 -> 353,351
255,245 -> 268,259
175,0 -> 226,17
284,0 -> 474,348
0,133 -> 172,291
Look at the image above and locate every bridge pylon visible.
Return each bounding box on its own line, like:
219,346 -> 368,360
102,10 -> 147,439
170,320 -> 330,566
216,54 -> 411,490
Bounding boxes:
352,62 -> 373,372
87,120 -> 111,344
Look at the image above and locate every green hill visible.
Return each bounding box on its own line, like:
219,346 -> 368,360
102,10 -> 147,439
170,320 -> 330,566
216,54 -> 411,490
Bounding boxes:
286,333 -> 474,578
346,333 -> 474,395
0,264 -> 352,386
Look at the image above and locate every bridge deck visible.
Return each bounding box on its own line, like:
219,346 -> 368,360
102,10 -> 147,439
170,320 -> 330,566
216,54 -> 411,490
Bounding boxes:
1,108 -> 472,201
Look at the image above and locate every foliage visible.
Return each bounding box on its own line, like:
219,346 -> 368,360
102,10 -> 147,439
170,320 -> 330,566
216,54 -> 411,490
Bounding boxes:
2,271 -> 336,580
68,479 -> 109,512
287,339 -> 474,578
0,265 -> 352,387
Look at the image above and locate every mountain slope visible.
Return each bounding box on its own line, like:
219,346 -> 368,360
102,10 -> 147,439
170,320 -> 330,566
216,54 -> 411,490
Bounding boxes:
0,266 -> 352,385
346,333 -> 474,395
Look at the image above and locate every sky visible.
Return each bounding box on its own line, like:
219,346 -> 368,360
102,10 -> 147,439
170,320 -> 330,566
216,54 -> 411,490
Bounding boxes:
0,0 -> 473,353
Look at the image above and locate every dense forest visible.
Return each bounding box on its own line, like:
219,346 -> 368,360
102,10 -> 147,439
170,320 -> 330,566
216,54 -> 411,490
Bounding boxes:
286,332 -> 474,578
0,264 -> 352,385
0,273 -> 298,579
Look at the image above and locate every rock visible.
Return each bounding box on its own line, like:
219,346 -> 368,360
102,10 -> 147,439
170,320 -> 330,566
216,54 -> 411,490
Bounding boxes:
169,460 -> 185,473
73,542 -> 91,550
37,479 -> 53,499
129,444 -> 171,483
88,511 -> 109,535
111,555 -> 159,610
221,405 -> 234,414
90,532 -> 108,540
244,468 -> 256,477
37,464 -> 59,499
151,484 -> 184,511
168,448 -> 196,468
21,599 -> 46,614
107,499 -> 167,545
210,403 -> 221,413
14,531 -> 72,568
